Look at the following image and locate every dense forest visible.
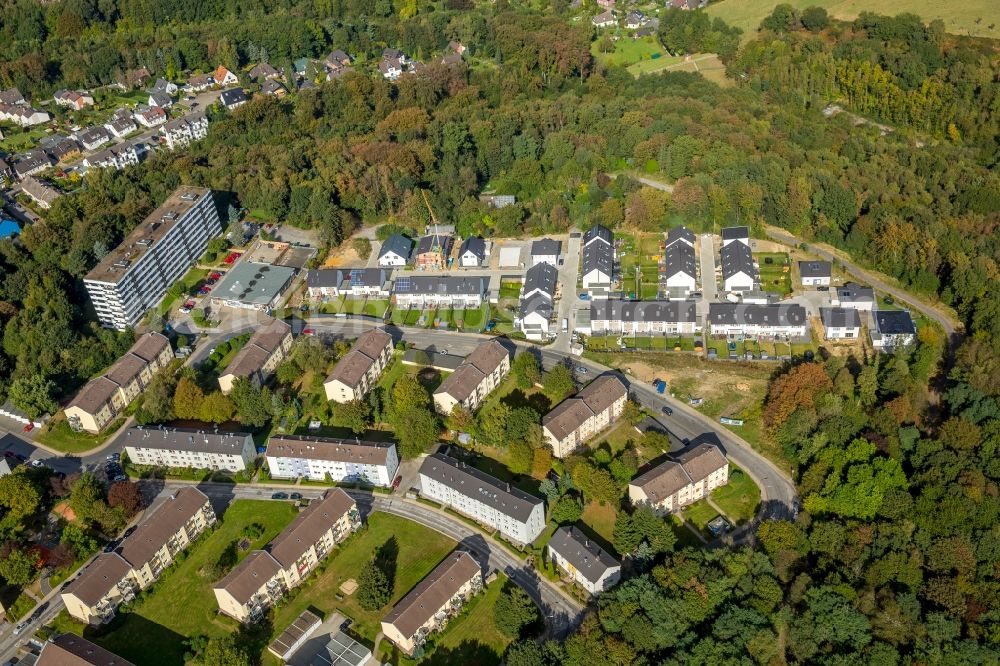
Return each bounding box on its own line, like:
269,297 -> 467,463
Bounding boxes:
0,1 -> 999,662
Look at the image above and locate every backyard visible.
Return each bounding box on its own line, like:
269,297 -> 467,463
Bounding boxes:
49,500 -> 299,666
616,232 -> 664,300
319,297 -> 390,318
710,465 -> 761,524
754,252 -> 793,296
389,304 -> 488,331
587,334 -> 697,352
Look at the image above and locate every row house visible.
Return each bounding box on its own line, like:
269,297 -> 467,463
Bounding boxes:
123,426 -> 256,472
418,454 -> 546,545
62,487 -> 216,624
708,303 -> 808,338
218,318 -> 293,394
0,102 -> 50,126
64,332 -> 172,433
518,262 -> 558,340
19,176 -> 61,209
432,340 -> 510,415
323,327 -> 394,403
546,526 -> 621,595
381,552 -> 483,656
214,490 -> 361,623
265,435 -> 399,486
581,224 -> 614,292
305,267 -> 392,301
162,111 -> 208,150
588,299 -> 698,336
393,275 -> 489,309
628,443 -> 729,514
720,239 -> 757,293
13,149 -> 53,178
543,374 -> 628,458
663,235 -> 697,295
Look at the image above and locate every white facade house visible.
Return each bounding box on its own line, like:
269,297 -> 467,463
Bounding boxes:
531,238 -> 561,267
0,103 -> 50,127
720,241 -> 756,293
162,112 -> 208,150
323,328 -> 394,403
122,426 -> 256,472
418,454 -> 546,545
83,187 -> 221,330
84,143 -> 140,171
378,234 -> 413,267
663,241 -> 697,295
265,436 -> 399,487
629,443 -> 729,514
393,276 -> 488,309
831,283 -> 876,311
546,526 -> 621,595
721,225 -> 749,247
820,307 -> 861,340
518,262 -> 558,340
870,310 -> 917,350
589,300 -> 698,336
708,303 -> 808,338
581,225 -> 614,292
799,261 -> 832,286
458,237 -> 487,267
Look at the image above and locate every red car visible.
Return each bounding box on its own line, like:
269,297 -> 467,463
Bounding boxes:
199,286 -> 212,294
391,475 -> 402,489
209,272 -> 222,280
22,423 -> 34,433
302,328 -> 316,336
223,252 -> 242,265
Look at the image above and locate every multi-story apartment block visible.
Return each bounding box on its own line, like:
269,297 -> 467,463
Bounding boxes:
543,374 -> 628,458
64,332 -> 173,433
214,490 -> 361,623
217,318 -> 293,394
38,634 -> 136,666
588,300 -> 698,337
418,454 -> 546,545
546,526 -> 621,595
265,435 -> 399,486
432,340 -> 510,415
84,187 -> 221,330
323,328 -> 394,403
62,487 -> 215,624
381,551 -> 483,656
393,276 -> 489,310
123,426 -> 256,472
708,303 -> 808,338
162,111 -> 208,150
84,142 -> 140,171
628,443 -> 729,514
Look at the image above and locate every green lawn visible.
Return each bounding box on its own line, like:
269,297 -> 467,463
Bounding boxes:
37,416 -> 124,454
706,0 -> 1000,42
498,280 -> 522,300
710,465 -> 761,524
755,253 -> 792,296
268,513 -> 457,653
627,54 -> 686,76
681,499 -> 720,536
592,36 -> 665,68
154,267 -> 210,319
50,500 -> 298,666
581,501 -> 619,548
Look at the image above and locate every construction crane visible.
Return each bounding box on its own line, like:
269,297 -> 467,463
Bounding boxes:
420,189 -> 450,267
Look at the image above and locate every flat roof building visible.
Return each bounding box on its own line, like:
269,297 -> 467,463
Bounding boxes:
418,454 -> 545,545
84,187 -> 221,330
208,261 -> 296,312
265,435 -> 399,487
543,374 -> 628,458
267,609 -> 322,662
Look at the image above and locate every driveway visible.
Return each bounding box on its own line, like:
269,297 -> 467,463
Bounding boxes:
553,233 -> 583,352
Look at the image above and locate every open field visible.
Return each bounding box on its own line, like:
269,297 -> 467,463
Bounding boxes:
631,53 -> 730,86
707,0 -> 1000,42
591,35 -> 666,67
37,416 -> 125,454
50,500 -> 298,666
711,465 -> 761,523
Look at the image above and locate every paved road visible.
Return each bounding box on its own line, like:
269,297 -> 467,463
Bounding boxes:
553,233 -> 583,352
764,226 -> 962,350
698,233 -> 717,318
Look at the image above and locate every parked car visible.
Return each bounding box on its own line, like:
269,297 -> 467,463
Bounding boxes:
31,602 -> 49,620
662,406 -> 673,416
123,526 -> 137,538
302,328 -> 316,336
392,475 -> 402,489
340,618 -> 353,632
179,307 -> 192,314
13,621 -> 28,635
103,540 -> 119,553
575,366 -> 588,374
29,459 -> 44,468
289,493 -> 302,501
22,423 -> 34,433
271,492 -> 288,500
107,453 -> 119,461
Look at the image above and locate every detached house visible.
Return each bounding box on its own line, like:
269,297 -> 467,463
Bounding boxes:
721,225 -> 749,247
593,10 -> 617,28
260,80 -> 287,98
543,374 -> 628,458
105,108 -> 138,138
134,105 -> 166,127
531,238 -> 561,267
249,63 -> 281,82
663,241 -> 697,295
213,65 -> 239,86
53,89 -> 94,110
220,88 -> 248,111
458,237 -> 487,267
217,318 -> 293,394
14,150 -> 54,178
820,307 -> 861,340
148,91 -> 173,108
547,526 -> 621,595
186,73 -> 215,92
379,58 -> 404,80
378,234 -> 413,267
323,328 -> 394,403
85,143 -> 140,171
381,552 -> 483,656
870,310 -> 916,350
77,126 -> 111,151
799,261 -> 832,287
19,176 -> 61,208
214,490 -> 361,623
433,339 -> 510,415
629,443 -> 729,514
831,282 -> 875,311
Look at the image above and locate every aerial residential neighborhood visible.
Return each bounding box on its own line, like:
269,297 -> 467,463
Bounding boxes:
0,0 -> 991,664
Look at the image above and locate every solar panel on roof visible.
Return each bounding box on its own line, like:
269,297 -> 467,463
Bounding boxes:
350,269 -> 364,286
395,276 -> 411,292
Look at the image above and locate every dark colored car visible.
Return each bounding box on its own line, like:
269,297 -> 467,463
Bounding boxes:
662,406 -> 673,416
289,493 -> 302,501
271,492 -> 288,500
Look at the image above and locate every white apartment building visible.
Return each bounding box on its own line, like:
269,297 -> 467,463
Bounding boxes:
123,426 -> 256,472
62,488 -> 215,624
214,490 -> 361,623
820,307 -> 861,340
708,303 -> 808,338
588,300 -> 698,337
546,526 -> 621,595
83,187 -> 221,330
218,318 -> 293,394
628,443 -> 729,514
84,142 -> 140,171
162,112 -> 208,150
543,374 -> 628,458
265,435 -> 399,486
418,454 -> 546,545
433,340 -> 510,415
323,328 -> 394,403
381,552 -> 483,656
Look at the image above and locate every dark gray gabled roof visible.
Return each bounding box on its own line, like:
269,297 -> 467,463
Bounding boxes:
378,234 -> 413,261
531,238 -> 561,257
665,226 -> 695,247
523,262 -> 557,298
720,241 -> 756,280
721,225 -> 749,241
873,310 -> 916,335
590,299 -> 697,323
394,275 -> 488,297
458,237 -> 486,261
547,526 -> 619,584
583,224 -> 613,247
220,88 -> 247,106
417,234 -> 452,256
798,261 -> 831,279
708,303 -> 806,327
306,268 -> 341,289
419,453 -> 543,522
820,307 -> 860,329
836,282 -> 875,303
663,242 -> 696,279
520,292 -> 554,319
582,242 -> 613,278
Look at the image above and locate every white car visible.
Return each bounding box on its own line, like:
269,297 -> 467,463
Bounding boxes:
13,621 -> 28,635
179,307 -> 191,314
